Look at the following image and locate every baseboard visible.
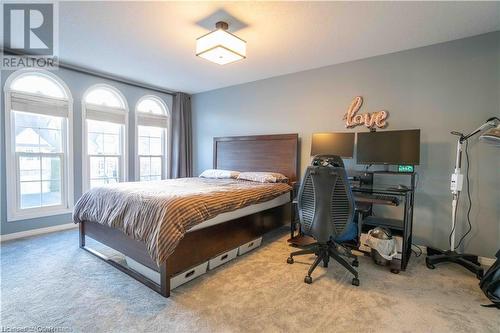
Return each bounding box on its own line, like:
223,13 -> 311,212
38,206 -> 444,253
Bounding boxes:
0,223 -> 77,242
417,245 -> 495,267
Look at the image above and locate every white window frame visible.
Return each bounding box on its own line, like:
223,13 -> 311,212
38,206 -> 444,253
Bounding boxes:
135,95 -> 171,181
82,84 -> 128,191
4,69 -> 74,221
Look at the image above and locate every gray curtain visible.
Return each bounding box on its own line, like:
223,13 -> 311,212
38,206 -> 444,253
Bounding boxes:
170,92 -> 193,178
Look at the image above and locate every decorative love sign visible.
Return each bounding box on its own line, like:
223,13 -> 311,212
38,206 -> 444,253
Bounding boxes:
343,96 -> 389,129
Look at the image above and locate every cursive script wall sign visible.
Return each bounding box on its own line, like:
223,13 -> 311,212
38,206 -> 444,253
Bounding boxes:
343,96 -> 389,129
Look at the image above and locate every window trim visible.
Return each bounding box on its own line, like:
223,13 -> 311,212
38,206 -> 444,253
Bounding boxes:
134,95 -> 171,181
82,84 -> 129,191
4,69 -> 74,222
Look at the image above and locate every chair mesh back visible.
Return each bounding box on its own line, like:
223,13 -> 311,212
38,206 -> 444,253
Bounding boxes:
331,176 -> 350,235
298,165 -> 355,243
300,173 -> 315,232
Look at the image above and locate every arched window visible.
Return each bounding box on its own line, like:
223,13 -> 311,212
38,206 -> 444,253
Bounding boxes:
85,86 -> 126,109
4,70 -> 73,221
82,84 -> 128,189
135,96 -> 170,181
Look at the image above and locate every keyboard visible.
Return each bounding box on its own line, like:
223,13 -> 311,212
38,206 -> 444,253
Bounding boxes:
354,193 -> 400,206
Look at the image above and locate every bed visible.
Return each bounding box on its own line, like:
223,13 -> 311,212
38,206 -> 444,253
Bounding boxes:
76,133 -> 298,297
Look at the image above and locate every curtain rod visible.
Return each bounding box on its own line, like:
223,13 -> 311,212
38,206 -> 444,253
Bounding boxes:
2,48 -> 177,96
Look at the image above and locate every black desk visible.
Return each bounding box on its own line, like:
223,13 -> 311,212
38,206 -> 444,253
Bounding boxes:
351,182 -> 416,273
290,172 -> 416,273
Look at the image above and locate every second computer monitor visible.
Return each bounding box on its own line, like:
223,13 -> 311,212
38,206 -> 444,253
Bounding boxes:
356,129 -> 420,165
311,132 -> 355,158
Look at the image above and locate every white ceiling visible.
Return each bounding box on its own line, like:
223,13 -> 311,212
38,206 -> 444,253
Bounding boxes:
55,1 -> 500,94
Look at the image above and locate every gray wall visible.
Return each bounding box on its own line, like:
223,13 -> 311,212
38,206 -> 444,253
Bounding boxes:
0,67 -> 173,235
192,32 -> 500,258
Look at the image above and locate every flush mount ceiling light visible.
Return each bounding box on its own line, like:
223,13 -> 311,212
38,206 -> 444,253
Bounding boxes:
196,21 -> 246,65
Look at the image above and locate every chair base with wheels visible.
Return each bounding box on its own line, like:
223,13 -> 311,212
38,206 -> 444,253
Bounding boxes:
287,241 -> 360,286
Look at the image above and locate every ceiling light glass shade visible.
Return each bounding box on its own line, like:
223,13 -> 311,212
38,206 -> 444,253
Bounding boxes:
196,29 -> 246,65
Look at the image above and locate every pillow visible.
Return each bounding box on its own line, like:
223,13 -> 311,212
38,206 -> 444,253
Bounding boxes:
237,172 -> 289,183
199,169 -> 240,179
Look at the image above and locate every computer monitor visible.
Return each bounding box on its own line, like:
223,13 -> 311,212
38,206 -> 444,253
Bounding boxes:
311,132 -> 355,158
356,129 -> 420,165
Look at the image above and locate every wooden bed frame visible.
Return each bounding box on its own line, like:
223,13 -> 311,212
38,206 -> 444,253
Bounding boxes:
79,133 -> 299,297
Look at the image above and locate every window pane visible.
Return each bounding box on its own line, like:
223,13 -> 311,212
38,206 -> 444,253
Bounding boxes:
15,112 -> 63,153
138,136 -> 150,155
103,134 -> 120,155
20,156 -> 40,181
15,111 -> 62,130
137,98 -> 166,115
90,178 -> 118,188
87,120 -> 121,155
89,156 -> 120,186
150,157 -> 162,177
90,179 -> 105,188
11,74 -> 66,99
88,132 -> 104,155
41,156 -> 61,181
19,155 -> 62,208
20,181 -> 41,209
138,126 -> 163,156
105,157 -> 119,179
140,126 -> 163,138
85,87 -> 125,108
41,180 -> 61,206
140,157 -> 151,178
150,138 -> 162,155
38,129 -> 62,153
87,119 -> 120,135
90,157 -> 105,179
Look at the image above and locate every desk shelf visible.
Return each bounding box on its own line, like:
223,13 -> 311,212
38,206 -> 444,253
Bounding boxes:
351,171 -> 416,272
363,216 -> 404,231
354,195 -> 399,206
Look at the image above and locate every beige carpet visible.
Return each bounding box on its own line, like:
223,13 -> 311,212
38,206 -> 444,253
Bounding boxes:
1,228 -> 498,333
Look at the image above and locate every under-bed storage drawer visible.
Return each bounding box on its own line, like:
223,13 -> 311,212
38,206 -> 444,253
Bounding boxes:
170,262 -> 208,289
126,257 -> 208,290
209,248 -> 238,270
238,237 -> 262,255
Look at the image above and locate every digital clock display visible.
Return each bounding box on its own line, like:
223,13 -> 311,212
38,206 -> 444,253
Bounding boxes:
398,165 -> 414,173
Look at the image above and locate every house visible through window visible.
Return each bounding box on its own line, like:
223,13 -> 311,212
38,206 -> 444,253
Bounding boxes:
4,71 -> 73,221
87,120 -> 122,187
138,126 -> 163,181
16,112 -> 64,208
83,85 -> 128,189
136,96 -> 170,181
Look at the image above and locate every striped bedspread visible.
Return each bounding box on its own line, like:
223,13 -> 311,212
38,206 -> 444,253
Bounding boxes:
73,178 -> 291,264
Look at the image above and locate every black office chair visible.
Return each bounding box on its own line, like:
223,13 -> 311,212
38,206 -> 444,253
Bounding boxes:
287,157 -> 360,286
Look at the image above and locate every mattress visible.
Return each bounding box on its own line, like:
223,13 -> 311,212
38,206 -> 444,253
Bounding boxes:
188,193 -> 290,232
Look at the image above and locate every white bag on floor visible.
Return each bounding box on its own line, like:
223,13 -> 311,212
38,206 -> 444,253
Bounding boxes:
365,228 -> 398,260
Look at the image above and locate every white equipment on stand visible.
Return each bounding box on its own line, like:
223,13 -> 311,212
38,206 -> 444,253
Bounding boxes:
426,117 -> 500,278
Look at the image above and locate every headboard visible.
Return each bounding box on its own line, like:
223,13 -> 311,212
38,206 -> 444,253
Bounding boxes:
213,134 -> 299,183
